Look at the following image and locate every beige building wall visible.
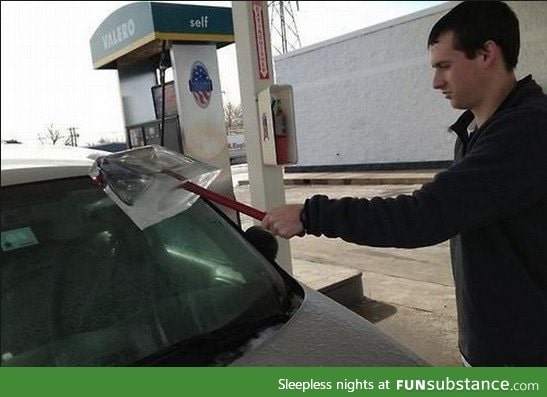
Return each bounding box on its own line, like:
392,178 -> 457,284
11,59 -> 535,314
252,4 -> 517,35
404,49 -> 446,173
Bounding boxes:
274,1 -> 547,169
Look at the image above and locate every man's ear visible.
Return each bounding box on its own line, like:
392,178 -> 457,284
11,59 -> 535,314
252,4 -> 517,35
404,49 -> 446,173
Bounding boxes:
478,40 -> 500,67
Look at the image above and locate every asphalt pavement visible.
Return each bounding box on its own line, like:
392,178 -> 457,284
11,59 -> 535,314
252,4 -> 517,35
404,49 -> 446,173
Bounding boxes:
232,164 -> 460,366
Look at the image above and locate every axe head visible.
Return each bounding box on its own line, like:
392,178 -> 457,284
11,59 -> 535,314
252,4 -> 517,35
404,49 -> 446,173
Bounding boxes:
89,145 -> 220,230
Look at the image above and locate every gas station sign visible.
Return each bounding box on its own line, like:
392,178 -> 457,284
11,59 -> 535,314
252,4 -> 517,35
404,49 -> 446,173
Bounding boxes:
90,2 -> 234,69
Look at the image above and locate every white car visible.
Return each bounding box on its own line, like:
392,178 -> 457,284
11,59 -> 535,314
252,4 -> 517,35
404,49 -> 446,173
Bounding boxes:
1,145 -> 427,366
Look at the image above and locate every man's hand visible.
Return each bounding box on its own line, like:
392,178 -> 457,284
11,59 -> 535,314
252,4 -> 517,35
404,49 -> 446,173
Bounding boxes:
261,204 -> 305,239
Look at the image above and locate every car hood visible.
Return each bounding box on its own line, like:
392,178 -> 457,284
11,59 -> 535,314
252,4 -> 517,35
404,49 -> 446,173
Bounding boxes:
231,285 -> 428,366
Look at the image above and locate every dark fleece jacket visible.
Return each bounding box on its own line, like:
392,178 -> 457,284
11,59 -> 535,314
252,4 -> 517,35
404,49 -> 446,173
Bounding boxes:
303,75 -> 547,366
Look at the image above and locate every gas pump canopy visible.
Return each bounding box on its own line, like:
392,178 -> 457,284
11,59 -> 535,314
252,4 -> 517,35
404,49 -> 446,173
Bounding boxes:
90,2 -> 234,70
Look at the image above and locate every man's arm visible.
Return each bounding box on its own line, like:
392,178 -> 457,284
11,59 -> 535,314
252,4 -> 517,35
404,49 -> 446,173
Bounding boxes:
262,109 -> 547,247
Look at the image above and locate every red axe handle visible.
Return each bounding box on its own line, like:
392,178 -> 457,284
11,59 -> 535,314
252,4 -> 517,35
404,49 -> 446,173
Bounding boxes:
181,181 -> 266,221
161,169 -> 266,221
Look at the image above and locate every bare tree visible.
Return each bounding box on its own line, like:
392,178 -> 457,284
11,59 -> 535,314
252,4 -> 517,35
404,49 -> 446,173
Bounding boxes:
39,123 -> 62,145
224,101 -> 243,132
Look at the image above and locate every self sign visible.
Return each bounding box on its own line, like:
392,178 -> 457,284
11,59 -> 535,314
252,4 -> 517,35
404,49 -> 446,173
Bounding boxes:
190,16 -> 209,28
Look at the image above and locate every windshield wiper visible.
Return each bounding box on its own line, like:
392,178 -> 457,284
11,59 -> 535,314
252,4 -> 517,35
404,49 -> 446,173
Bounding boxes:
133,313 -> 290,366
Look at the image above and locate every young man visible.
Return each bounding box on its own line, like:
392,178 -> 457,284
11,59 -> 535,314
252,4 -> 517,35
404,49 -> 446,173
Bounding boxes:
261,1 -> 547,366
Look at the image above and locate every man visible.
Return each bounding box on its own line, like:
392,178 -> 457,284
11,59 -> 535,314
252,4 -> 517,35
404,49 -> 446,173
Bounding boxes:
262,1 -> 547,366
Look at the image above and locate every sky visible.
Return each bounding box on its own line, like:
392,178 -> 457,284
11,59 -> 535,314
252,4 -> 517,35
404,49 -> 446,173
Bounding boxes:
1,1 -> 445,146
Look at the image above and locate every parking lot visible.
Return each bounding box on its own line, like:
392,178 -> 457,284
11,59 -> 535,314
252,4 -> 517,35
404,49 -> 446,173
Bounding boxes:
233,170 -> 460,366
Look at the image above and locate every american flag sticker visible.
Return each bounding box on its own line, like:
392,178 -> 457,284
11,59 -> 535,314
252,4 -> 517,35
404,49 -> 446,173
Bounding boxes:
188,61 -> 213,108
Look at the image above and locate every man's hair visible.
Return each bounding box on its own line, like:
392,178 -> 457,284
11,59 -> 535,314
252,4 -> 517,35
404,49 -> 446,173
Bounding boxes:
428,1 -> 520,70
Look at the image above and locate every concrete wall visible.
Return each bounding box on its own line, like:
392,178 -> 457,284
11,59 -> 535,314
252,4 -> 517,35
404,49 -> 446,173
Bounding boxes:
274,1 -> 547,169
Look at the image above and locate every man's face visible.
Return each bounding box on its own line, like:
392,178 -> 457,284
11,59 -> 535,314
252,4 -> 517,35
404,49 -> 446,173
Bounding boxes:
430,31 -> 484,110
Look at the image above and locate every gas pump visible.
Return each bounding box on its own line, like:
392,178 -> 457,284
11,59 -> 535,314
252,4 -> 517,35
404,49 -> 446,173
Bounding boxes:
90,2 -> 237,222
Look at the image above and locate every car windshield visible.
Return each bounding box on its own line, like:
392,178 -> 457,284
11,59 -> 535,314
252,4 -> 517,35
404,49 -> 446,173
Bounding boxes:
1,176 -> 302,366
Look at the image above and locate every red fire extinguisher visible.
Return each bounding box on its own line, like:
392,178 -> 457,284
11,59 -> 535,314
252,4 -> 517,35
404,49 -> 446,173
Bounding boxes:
272,98 -> 289,164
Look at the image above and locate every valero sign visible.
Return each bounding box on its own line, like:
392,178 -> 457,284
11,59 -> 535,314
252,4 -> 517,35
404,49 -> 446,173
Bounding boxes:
90,2 -> 234,69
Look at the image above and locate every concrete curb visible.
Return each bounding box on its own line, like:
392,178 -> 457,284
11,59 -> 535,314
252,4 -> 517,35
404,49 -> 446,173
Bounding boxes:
238,177 -> 434,186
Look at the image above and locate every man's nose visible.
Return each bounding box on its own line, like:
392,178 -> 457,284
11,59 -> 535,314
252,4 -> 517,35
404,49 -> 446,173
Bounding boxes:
432,71 -> 445,90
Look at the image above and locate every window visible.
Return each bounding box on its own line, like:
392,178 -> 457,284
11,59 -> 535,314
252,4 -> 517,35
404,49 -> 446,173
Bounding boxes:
1,177 -> 302,366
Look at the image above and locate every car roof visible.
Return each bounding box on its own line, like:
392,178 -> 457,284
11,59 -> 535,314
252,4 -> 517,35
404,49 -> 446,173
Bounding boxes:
1,144 -> 108,187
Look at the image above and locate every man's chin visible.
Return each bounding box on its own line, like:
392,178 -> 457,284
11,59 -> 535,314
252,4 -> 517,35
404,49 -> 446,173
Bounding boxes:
449,99 -> 466,110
